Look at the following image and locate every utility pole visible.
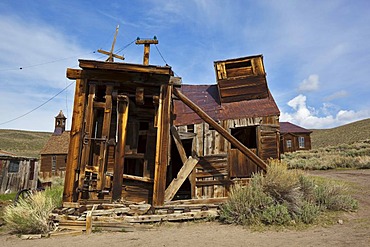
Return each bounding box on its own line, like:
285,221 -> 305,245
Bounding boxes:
135,37 -> 158,65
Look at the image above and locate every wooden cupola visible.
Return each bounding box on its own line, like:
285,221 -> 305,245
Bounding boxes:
54,110 -> 66,135
214,55 -> 269,103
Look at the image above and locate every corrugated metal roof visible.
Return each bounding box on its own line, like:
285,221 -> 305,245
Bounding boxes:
173,84 -> 280,126
280,122 -> 312,134
40,131 -> 70,155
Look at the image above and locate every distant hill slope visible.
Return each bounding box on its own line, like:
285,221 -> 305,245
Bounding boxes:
311,118 -> 370,149
0,129 -> 52,158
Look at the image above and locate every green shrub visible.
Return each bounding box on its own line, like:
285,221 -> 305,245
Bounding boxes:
261,204 -> 291,225
219,184 -> 274,225
3,186 -> 63,234
295,201 -> 320,224
314,180 -> 358,211
219,160 -> 358,227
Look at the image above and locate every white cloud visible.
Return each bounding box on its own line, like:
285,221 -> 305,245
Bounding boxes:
324,90 -> 348,101
281,94 -> 370,129
298,74 -> 320,92
0,15 -> 92,131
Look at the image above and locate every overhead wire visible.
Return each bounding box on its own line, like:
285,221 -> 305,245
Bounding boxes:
0,81 -> 75,126
0,37 -> 157,126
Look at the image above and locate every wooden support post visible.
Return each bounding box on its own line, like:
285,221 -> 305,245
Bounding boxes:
112,95 -> 129,201
78,84 -> 96,193
63,79 -> 87,202
153,85 -> 172,206
173,87 -> 268,171
97,86 -> 113,191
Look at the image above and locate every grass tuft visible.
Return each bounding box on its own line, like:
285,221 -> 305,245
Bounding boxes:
3,186 -> 63,234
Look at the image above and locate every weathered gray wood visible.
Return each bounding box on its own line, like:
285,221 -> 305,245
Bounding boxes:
173,87 -> 268,171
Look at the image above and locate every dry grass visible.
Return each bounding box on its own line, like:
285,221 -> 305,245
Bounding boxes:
311,118 -> 370,149
0,129 -> 51,158
3,186 -> 63,234
282,140 -> 370,170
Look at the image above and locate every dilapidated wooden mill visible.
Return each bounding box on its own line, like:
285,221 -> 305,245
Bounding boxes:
63,35 -> 280,207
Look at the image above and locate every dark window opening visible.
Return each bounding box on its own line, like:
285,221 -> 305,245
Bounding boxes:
231,126 -> 257,149
187,124 -> 194,133
225,60 -> 252,70
124,158 -> 144,177
94,85 -> 106,102
8,161 -> 19,173
137,135 -> 147,153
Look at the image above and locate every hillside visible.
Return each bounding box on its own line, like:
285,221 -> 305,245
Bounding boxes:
311,118 -> 370,149
0,129 -> 51,158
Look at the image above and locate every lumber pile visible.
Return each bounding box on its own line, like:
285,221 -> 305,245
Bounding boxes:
49,201 -> 219,234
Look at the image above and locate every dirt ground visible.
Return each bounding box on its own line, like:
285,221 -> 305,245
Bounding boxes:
1,169 -> 370,247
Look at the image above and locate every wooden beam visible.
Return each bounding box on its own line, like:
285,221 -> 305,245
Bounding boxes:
170,126 -> 187,164
173,87 -> 268,171
78,84 -> 95,197
164,157 -> 199,202
153,85 -> 172,206
112,95 -> 129,201
97,86 -> 113,191
78,60 -> 173,76
122,174 -> 153,183
63,79 -> 87,202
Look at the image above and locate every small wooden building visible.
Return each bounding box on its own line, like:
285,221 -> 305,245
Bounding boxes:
40,110 -> 70,178
280,122 -> 312,153
63,52 -> 280,206
0,150 -> 39,193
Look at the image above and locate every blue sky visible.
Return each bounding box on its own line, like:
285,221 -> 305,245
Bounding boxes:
0,0 -> 369,131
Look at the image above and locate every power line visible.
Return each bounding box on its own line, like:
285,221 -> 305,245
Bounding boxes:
0,51 -> 97,72
154,44 -> 168,65
0,81 -> 75,126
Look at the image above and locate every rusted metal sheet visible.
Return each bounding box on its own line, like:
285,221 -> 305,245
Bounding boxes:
173,85 -> 279,126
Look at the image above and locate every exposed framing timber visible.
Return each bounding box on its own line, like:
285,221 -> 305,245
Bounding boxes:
63,79 -> 87,202
173,87 -> 268,171
112,95 -> 129,201
170,126 -> 187,164
153,85 -> 172,206
164,156 -> 199,202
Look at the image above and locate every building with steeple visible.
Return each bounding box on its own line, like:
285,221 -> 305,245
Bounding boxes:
40,110 -> 70,178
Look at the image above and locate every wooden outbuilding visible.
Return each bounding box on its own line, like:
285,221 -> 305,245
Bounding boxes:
63,50 -> 280,206
0,150 -> 39,193
280,122 -> 312,153
40,110 -> 70,178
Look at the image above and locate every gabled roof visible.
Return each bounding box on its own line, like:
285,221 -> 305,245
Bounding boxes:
0,150 -> 37,160
173,84 -> 280,126
280,122 -> 312,134
40,131 -> 70,155
0,149 -> 17,158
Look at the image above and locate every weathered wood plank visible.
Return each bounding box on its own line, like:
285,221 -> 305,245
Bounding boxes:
173,87 -> 268,171
164,157 -> 199,202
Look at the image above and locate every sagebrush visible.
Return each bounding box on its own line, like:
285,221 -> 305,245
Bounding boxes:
219,160 -> 357,226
